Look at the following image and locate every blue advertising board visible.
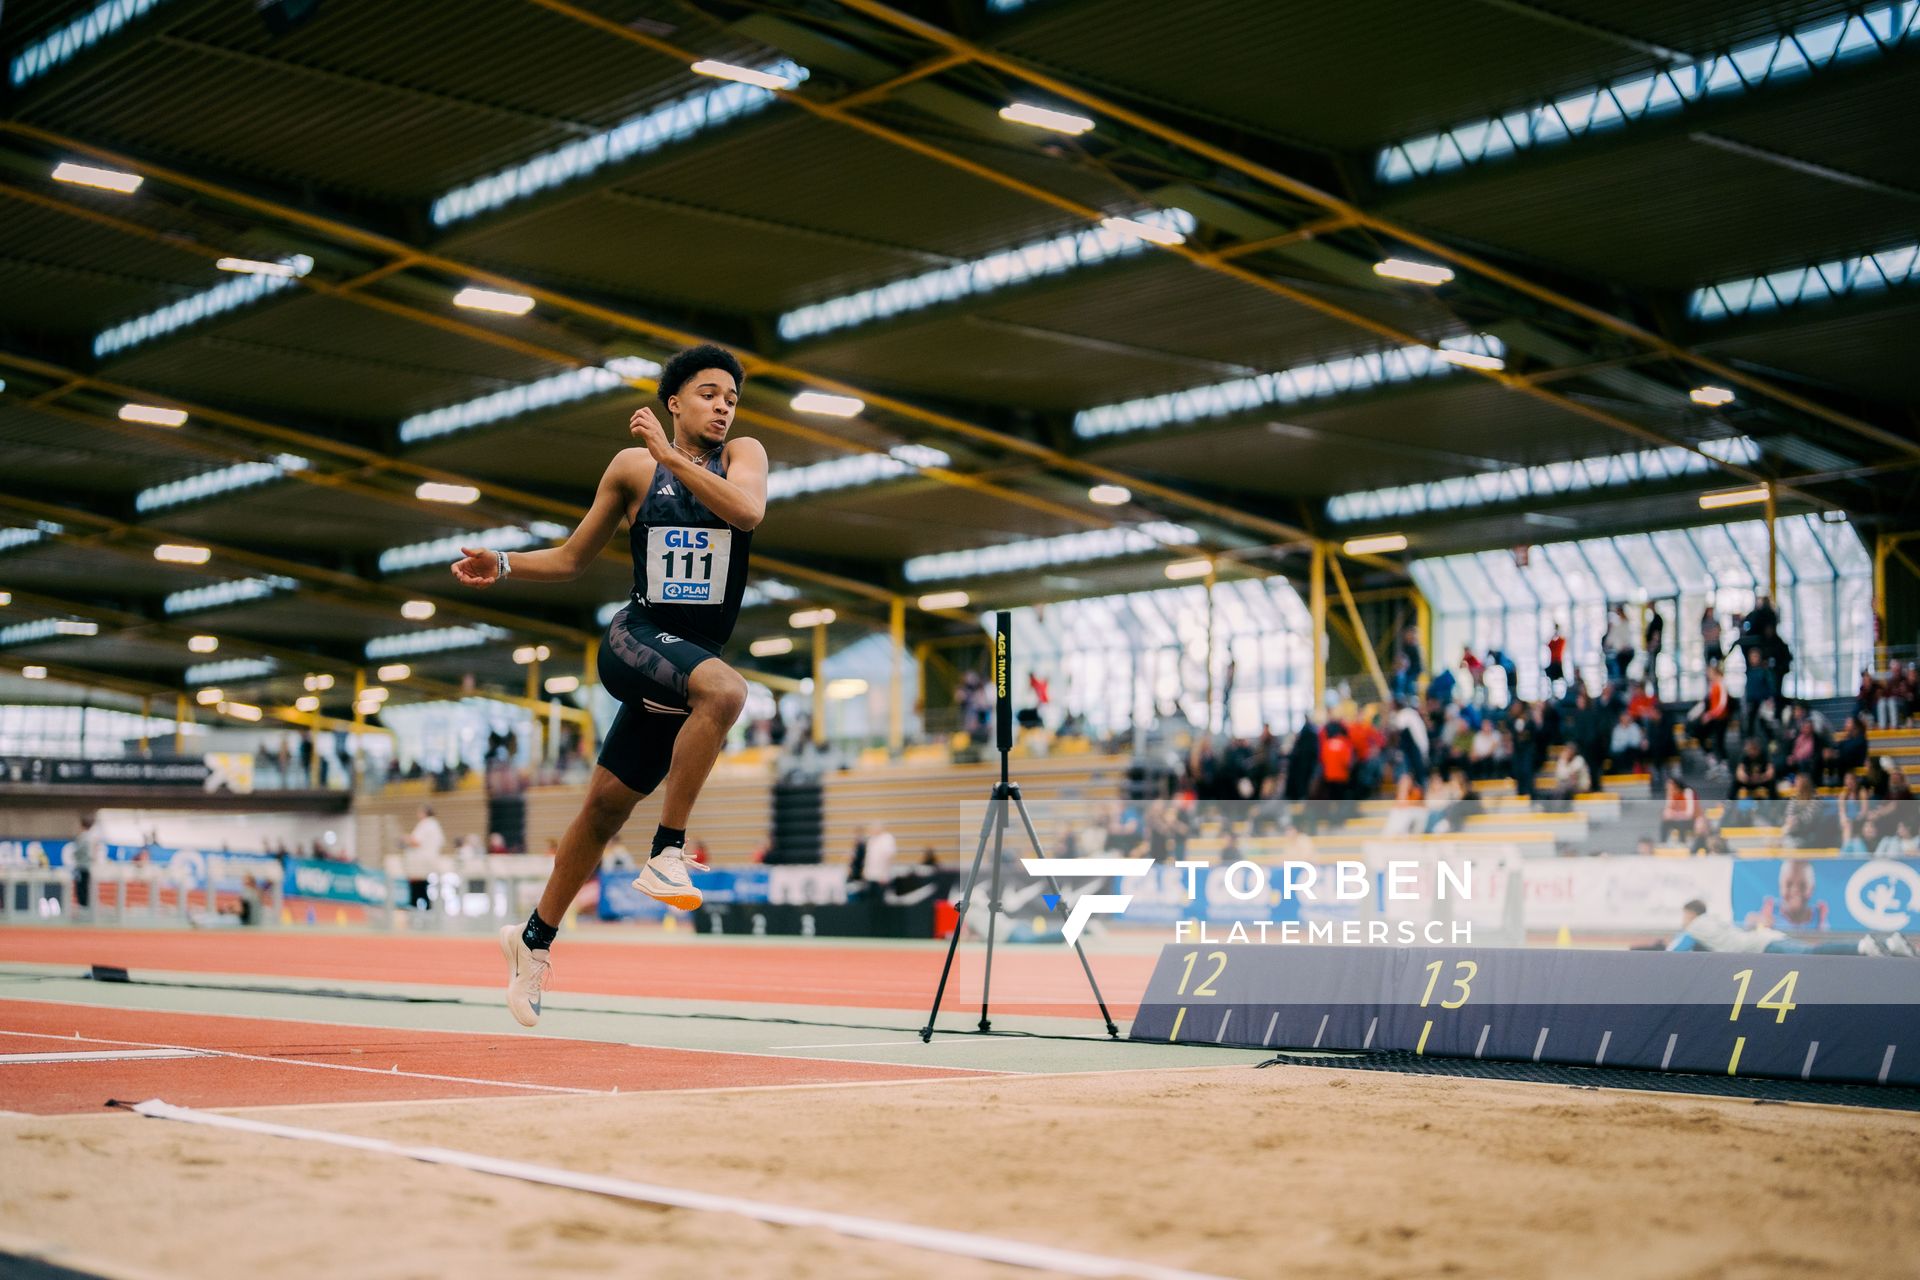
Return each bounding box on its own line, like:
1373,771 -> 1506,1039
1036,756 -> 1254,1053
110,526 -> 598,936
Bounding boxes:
1731,857 -> 1920,935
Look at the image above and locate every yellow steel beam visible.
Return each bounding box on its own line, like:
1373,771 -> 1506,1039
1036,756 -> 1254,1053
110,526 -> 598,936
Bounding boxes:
1326,552 -> 1390,703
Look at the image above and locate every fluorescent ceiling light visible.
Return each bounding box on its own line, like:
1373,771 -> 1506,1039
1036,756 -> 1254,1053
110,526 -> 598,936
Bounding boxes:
195,688 -> 223,705
1375,4 -> 1920,185
361,686 -> 389,702
827,678 -> 868,700
153,543 -> 211,565
304,673 -> 335,691
13,0 -> 185,87
1434,347 -> 1506,371
790,391 -> 865,417
53,620 -> 99,635
1342,533 -> 1409,556
1074,336 -> 1506,439
917,590 -> 970,611
749,637 -> 794,658
1374,258 -> 1454,285
1699,485 -> 1770,509
21,666 -> 47,680
51,161 -> 141,194
187,635 -> 219,653
120,403 -> 188,427
354,700 -> 383,716
164,575 -> 295,616
376,663 -> 411,682
186,657 -> 273,684
1164,558 -> 1212,580
1099,216 -> 1185,247
216,258 -> 305,277
789,608 -> 836,628
0,592 -> 10,606
778,209 -> 1195,342
431,61 -> 808,225
378,523 -> 568,575
904,522 -> 1199,583
452,287 -> 535,315
398,359 -> 658,444
294,695 -> 320,712
1690,385 -> 1735,406
365,624 -> 506,660
94,256 -> 312,357
999,103 -> 1094,134
221,702 -> 263,722
1088,484 -> 1131,506
765,444 -> 951,502
1328,437 -> 1759,523
400,601 -> 436,621
544,675 -> 581,695
136,454 -> 309,513
690,60 -> 797,90
415,481 -> 481,505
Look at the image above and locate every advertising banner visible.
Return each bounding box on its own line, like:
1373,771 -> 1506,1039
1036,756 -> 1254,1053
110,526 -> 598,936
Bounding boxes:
1731,857 -> 1920,934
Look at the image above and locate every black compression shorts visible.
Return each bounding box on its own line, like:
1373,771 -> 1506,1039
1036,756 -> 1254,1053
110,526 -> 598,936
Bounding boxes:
595,605 -> 721,794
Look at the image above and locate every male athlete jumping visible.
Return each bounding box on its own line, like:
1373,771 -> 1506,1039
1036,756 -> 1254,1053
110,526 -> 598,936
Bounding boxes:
451,345 -> 767,1026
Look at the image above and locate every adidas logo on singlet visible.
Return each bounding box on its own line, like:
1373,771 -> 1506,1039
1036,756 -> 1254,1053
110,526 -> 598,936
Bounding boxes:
659,482 -> 675,495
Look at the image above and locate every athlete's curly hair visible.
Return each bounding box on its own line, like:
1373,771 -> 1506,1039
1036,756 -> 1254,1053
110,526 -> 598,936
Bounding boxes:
658,344 -> 745,413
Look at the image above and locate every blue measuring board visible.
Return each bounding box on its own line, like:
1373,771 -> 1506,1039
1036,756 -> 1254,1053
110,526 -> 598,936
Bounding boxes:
1129,944 -> 1920,1087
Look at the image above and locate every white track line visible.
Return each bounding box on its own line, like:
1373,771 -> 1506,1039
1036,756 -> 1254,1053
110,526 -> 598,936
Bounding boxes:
130,1099 -> 1232,1280
0,1027 -> 605,1097
0,1048 -> 207,1064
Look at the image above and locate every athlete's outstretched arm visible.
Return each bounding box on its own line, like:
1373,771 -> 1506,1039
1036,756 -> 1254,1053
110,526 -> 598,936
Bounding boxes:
449,454 -> 637,587
630,408 -> 768,531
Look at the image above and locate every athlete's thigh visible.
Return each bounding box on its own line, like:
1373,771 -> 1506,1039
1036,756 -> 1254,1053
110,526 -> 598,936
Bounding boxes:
596,704 -> 687,796
600,606 -> 716,712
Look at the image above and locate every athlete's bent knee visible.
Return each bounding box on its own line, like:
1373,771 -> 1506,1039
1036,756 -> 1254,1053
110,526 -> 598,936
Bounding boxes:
584,782 -> 638,837
691,664 -> 748,723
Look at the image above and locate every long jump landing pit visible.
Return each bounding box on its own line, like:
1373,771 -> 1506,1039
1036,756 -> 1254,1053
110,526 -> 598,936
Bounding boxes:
6,1031 -> 1918,1277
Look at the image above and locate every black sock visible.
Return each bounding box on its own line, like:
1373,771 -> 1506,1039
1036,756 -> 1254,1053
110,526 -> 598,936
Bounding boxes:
651,825 -> 686,859
521,908 -> 558,952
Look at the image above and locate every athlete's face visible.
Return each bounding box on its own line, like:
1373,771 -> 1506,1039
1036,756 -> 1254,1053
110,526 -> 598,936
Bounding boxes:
669,369 -> 738,447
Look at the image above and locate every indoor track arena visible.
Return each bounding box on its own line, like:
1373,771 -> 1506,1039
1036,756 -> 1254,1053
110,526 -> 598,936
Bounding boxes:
2,2 -> 1918,1277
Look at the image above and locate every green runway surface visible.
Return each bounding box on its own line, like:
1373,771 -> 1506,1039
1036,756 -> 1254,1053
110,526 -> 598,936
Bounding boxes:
0,964 -> 1273,1077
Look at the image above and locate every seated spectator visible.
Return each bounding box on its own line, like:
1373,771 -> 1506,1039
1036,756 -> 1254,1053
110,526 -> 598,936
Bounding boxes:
1423,772 -> 1457,834
1879,819 -> 1919,856
1843,817 -> 1877,855
1883,659 -> 1915,728
1544,744 -> 1592,813
1826,715 -> 1869,786
1382,774 -> 1426,837
1626,681 -> 1658,723
1732,739 -> 1777,801
1660,778 -> 1700,843
1781,715 -> 1821,785
1391,700 -> 1429,788
1608,710 -> 1645,774
1468,720 -> 1504,780
1779,773 -> 1828,850
1443,767 -> 1482,832
1687,813 -> 1726,856
1855,668 -> 1882,723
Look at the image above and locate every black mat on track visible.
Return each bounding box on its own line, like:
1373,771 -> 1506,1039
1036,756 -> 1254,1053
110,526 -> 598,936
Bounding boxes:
1256,1049 -> 1920,1111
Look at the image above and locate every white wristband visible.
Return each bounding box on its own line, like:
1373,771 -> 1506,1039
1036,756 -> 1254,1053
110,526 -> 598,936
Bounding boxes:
496,550 -> 511,580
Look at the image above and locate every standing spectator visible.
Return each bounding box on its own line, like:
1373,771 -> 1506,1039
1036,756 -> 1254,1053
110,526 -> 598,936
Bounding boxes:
1660,779 -> 1700,843
1741,643 -> 1773,742
1544,623 -> 1567,695
69,813 -> 101,917
1826,715 -> 1868,785
1487,648 -> 1519,707
1460,646 -> 1486,704
1392,700 -> 1429,789
1603,605 -> 1635,683
1569,688 -> 1607,791
1700,606 -> 1723,672
1398,625 -> 1425,694
401,804 -> 445,911
1318,722 -> 1355,806
1508,704 -> 1539,799
860,821 -> 896,892
1642,607 -> 1665,696
1690,663 -> 1732,760
1855,668 -> 1883,725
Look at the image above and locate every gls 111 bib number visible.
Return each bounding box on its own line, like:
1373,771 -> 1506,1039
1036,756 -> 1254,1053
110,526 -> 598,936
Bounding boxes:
645,526 -> 732,604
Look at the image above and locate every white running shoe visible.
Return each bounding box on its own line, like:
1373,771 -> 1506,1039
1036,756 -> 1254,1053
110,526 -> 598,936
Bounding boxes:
498,923 -> 552,1027
634,846 -> 703,911
1878,931 -> 1915,958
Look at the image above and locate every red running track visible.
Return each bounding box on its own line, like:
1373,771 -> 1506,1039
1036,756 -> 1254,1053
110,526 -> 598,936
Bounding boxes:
0,1000 -> 998,1115
0,928 -> 1151,1018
